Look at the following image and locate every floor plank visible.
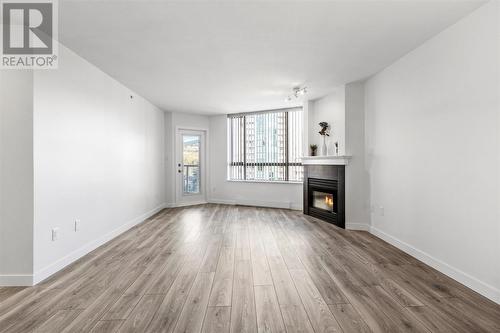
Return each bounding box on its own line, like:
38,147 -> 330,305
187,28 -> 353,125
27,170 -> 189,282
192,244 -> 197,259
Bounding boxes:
200,235 -> 223,273
254,285 -> 286,333
298,252 -> 349,305
379,278 -> 424,307
361,286 -> 429,332
230,260 -> 257,333
209,246 -> 235,307
267,256 -> 315,333
89,320 -> 124,333
35,309 -> 83,333
145,259 -> 201,332
173,272 -> 215,333
202,306 -> 231,333
0,288 -> 24,304
120,294 -> 164,333
328,303 -> 371,333
289,269 -> 343,333
249,228 -> 273,286
0,204 -> 497,333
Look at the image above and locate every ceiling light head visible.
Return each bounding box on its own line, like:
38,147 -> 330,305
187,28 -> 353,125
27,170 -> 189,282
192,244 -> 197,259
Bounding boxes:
293,86 -> 307,96
286,86 -> 307,102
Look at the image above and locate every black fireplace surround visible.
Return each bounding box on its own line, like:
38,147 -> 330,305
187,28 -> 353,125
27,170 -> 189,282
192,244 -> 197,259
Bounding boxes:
303,164 -> 345,228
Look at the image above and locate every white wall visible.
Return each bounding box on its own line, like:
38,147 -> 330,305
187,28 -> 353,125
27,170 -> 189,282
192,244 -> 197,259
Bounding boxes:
32,44 -> 166,282
0,71 -> 34,285
302,100 -> 313,155
163,112 -> 302,209
345,82 -> 370,229
365,1 -> 500,302
165,112 -> 174,205
209,115 -> 302,209
307,87 -> 345,155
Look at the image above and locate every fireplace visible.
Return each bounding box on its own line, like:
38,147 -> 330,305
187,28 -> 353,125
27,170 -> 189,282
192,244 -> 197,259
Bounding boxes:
312,189 -> 336,213
303,165 -> 345,228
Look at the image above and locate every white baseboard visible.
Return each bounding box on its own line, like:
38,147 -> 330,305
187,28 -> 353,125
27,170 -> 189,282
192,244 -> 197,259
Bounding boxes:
209,198 -> 237,205
31,203 -> 167,286
237,199 -> 292,209
209,198 -> 301,210
370,226 -> 500,305
0,274 -> 33,286
346,222 -> 370,231
169,200 -> 208,208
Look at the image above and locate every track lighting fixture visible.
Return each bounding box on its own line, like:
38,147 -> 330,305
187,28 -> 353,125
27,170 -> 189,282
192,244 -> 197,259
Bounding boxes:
285,86 -> 307,102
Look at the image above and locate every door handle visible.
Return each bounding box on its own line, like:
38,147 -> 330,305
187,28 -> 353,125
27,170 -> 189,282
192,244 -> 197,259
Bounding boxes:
178,170 -> 181,173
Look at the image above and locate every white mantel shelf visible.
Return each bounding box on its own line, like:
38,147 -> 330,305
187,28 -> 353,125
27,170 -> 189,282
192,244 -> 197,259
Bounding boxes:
301,155 -> 352,165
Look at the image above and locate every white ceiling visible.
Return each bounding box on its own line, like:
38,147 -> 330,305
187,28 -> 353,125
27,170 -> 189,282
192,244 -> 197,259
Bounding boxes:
59,0 -> 484,114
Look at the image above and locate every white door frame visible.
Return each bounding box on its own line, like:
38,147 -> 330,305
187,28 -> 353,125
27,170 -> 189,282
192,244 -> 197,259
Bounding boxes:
175,127 -> 208,206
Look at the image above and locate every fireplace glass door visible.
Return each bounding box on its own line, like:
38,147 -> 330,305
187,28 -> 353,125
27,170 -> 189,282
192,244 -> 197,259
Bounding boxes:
312,190 -> 336,213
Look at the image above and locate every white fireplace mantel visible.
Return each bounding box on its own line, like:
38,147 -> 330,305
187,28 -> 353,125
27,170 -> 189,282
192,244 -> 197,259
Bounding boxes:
300,155 -> 352,165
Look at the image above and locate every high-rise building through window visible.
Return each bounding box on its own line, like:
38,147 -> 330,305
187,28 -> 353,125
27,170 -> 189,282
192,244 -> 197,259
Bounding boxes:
227,107 -> 303,182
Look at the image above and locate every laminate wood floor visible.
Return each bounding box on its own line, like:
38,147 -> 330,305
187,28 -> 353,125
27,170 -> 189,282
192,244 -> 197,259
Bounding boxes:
1,204 -> 499,332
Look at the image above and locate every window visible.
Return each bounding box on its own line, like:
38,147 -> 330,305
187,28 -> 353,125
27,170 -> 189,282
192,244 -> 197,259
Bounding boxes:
227,107 -> 303,182
182,135 -> 200,194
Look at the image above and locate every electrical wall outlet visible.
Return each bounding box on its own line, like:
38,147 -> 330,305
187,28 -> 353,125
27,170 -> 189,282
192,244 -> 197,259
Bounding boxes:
52,228 -> 59,241
379,206 -> 385,217
74,219 -> 80,232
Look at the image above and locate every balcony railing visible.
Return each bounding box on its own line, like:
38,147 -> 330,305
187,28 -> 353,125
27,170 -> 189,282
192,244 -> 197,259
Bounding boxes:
183,164 -> 200,194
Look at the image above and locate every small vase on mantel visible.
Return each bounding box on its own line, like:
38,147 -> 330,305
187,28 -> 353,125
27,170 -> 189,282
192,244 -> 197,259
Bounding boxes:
321,135 -> 327,156
318,122 -> 331,156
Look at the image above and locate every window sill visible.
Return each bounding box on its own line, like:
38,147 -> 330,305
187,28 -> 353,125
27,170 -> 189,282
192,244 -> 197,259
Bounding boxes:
226,179 -> 303,185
